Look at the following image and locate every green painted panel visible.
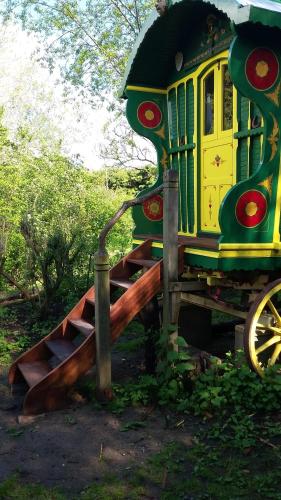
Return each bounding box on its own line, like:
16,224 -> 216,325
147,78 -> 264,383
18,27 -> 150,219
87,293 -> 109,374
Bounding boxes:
249,101 -> 262,175
220,29 -> 281,245
237,138 -> 249,181
168,89 -> 178,149
177,84 -> 186,145
237,94 -> 250,181
187,151 -> 195,233
186,80 -> 195,233
186,80 -> 194,144
180,152 -> 187,232
133,242 -> 281,272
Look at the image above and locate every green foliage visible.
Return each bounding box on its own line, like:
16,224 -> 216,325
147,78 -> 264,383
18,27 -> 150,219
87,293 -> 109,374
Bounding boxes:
0,475 -> 65,499
1,0 -> 155,95
0,118 -> 133,313
97,166 -> 157,194
80,473 -> 145,500
184,353 -> 281,416
0,328 -> 29,366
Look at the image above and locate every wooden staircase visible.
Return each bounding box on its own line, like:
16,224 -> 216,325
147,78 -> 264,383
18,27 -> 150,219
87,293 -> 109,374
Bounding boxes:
8,240 -> 164,415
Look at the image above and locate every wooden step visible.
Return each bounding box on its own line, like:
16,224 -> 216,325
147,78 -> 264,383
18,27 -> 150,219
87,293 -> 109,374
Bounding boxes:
69,319 -> 94,337
46,339 -> 76,361
110,278 -> 134,289
18,361 -> 51,387
86,298 -> 95,307
126,259 -> 157,268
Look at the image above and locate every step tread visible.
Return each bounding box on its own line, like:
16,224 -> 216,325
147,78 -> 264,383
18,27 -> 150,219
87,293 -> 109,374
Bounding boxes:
86,298 -> 95,307
110,278 -> 134,289
18,361 -> 51,387
69,319 -> 94,337
46,339 -> 76,361
126,259 -> 158,268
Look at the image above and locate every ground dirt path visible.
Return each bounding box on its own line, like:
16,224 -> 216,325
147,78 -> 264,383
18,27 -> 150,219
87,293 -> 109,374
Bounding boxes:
0,352 -> 198,498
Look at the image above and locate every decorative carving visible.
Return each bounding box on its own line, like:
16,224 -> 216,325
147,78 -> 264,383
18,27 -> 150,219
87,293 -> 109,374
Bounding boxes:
137,101 -> 162,129
236,190 -> 267,228
155,125 -> 166,140
211,155 -> 225,167
268,113 -> 279,161
142,195 -> 163,221
160,147 -> 168,168
245,48 -> 279,91
266,81 -> 281,107
258,175 -> 273,196
209,194 -> 213,220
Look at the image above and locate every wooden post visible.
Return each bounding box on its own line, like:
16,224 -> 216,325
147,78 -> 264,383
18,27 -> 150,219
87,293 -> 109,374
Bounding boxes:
94,250 -> 112,400
163,169 -> 179,348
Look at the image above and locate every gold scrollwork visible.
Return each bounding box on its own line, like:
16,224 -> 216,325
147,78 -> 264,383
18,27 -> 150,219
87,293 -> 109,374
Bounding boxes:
155,125 -> 166,140
268,113 -> 279,161
160,147 -> 168,169
258,175 -> 273,196
266,81 -> 281,107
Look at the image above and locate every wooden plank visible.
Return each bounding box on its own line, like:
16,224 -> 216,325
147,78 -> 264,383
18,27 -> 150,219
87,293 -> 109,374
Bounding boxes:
18,361 -> 51,387
110,260 -> 163,342
134,234 -> 219,250
110,278 -> 133,289
69,319 -> 94,337
94,252 -> 111,400
180,292 -> 248,320
126,259 -> 157,268
163,169 -> 180,347
46,339 -> 76,361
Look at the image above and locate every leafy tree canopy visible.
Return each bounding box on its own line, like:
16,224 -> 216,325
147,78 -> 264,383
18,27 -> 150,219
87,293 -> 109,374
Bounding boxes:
1,0 -> 155,96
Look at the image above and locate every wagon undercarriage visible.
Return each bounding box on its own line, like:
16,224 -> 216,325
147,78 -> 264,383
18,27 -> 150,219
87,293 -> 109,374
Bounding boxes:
179,269 -> 281,375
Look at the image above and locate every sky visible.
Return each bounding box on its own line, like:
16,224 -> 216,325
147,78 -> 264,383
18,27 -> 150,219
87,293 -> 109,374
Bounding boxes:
0,22 -> 109,170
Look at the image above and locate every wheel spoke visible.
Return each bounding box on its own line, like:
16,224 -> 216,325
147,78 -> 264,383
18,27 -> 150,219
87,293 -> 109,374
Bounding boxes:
267,299 -> 281,326
256,323 -> 281,335
268,344 -> 281,366
256,336 -> 281,355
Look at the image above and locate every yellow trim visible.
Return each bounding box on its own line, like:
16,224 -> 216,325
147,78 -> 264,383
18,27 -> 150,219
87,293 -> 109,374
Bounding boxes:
220,250 -> 281,258
133,239 -> 281,259
273,157 -> 281,242
167,50 -> 229,92
184,248 -> 220,258
219,243 -> 281,250
126,85 -> 167,95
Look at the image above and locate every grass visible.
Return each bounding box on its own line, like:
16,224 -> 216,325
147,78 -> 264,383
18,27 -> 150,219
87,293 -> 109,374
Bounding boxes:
2,432 -> 281,499
0,475 -> 65,500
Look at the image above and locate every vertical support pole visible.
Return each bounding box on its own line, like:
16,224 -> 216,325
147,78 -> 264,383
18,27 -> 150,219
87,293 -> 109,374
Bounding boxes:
163,169 -> 179,348
94,250 -> 112,400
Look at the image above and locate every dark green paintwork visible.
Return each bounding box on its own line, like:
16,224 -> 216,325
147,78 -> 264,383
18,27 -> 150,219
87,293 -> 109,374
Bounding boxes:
133,240 -> 281,271
125,0 -> 281,272
220,25 -> 281,244
120,0 -> 281,98
126,89 -> 169,236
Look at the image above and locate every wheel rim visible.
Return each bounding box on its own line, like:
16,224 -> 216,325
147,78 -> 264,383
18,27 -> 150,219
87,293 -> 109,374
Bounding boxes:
244,278 -> 281,376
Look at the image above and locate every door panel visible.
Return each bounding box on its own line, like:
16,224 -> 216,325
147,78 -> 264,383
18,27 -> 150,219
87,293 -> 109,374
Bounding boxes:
202,185 -> 219,232
200,61 -> 235,233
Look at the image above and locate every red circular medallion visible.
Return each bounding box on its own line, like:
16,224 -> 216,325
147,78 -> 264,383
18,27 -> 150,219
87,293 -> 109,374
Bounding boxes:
246,48 -> 279,91
236,190 -> 267,228
143,195 -> 163,221
137,101 -> 162,128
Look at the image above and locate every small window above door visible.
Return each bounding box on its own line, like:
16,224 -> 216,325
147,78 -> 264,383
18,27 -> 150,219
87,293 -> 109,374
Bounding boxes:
222,65 -> 233,131
204,71 -> 214,135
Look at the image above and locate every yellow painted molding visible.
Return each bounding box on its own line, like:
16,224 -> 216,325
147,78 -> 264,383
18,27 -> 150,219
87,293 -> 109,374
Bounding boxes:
126,85 -> 167,95
219,243 -> 281,250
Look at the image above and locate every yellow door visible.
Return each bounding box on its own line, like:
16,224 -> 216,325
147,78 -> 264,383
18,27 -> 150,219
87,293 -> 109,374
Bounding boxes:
200,61 -> 235,233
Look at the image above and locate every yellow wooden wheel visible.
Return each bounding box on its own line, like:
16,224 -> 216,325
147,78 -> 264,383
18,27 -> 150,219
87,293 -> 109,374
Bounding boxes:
244,279 -> 281,376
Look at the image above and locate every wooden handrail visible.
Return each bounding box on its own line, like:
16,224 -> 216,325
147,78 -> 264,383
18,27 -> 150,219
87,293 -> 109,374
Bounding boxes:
97,184 -> 164,255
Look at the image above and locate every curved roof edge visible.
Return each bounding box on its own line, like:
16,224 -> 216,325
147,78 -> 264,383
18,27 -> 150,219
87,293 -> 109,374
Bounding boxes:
119,0 -> 281,97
